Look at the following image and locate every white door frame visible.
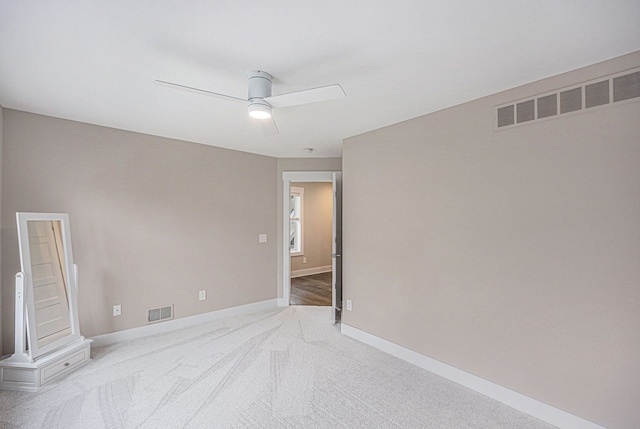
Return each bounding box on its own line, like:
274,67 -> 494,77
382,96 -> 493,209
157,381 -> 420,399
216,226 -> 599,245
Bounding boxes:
282,171 -> 336,305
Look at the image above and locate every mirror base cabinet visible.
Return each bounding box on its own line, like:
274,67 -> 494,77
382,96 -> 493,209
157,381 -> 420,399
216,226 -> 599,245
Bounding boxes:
0,338 -> 92,392
0,268 -> 92,392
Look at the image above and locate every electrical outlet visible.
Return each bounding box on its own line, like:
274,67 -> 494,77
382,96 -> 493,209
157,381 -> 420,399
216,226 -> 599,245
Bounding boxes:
199,290 -> 207,301
346,299 -> 352,311
113,305 -> 121,316
259,234 -> 267,243
303,257 -> 307,264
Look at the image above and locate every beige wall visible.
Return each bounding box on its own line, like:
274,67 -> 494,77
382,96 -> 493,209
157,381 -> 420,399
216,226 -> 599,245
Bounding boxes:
276,158 -> 341,298
1,110 -> 278,353
290,182 -> 333,274
342,51 -> 640,429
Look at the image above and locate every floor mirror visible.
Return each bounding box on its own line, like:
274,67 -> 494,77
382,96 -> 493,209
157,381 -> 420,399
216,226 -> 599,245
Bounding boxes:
0,213 -> 92,391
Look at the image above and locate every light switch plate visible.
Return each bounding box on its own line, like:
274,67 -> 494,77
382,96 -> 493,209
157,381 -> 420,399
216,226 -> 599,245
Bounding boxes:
113,305 -> 121,316
259,234 -> 267,243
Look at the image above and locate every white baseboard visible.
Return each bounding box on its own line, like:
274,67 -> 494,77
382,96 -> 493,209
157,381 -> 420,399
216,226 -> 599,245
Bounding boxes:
90,299 -> 278,348
340,324 -> 605,429
277,298 -> 289,307
290,265 -> 332,278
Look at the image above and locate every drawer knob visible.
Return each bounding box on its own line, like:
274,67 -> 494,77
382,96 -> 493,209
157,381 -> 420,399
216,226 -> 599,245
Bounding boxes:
64,362 -> 70,367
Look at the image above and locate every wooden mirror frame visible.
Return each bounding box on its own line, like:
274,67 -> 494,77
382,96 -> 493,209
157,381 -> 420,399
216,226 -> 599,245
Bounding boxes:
16,212 -> 81,359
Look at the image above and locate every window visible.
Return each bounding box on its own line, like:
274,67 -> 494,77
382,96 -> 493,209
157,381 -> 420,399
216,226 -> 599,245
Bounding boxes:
289,187 -> 304,256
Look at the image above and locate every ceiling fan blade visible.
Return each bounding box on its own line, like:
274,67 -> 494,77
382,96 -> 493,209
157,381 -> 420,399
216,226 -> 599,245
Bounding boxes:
154,80 -> 246,104
258,115 -> 279,136
265,84 -> 345,108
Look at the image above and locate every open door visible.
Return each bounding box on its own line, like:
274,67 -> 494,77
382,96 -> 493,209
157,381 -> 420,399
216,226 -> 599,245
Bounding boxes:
331,172 -> 342,324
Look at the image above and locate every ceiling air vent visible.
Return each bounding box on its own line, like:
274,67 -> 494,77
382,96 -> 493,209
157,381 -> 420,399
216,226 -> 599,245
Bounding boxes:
495,67 -> 640,130
148,305 -> 173,324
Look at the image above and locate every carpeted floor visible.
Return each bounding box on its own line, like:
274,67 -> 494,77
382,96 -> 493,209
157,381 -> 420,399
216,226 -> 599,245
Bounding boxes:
0,306 -> 555,428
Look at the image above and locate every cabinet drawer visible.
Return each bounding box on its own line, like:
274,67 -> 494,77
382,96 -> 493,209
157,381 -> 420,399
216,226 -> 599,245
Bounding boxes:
41,348 -> 89,384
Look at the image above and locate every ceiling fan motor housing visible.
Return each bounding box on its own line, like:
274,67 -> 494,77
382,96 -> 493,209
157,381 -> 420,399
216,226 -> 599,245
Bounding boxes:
248,70 -> 272,101
247,70 -> 273,119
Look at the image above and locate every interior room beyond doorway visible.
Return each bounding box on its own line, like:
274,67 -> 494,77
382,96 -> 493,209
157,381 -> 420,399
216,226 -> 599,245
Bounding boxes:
290,272 -> 332,306
289,181 -> 333,306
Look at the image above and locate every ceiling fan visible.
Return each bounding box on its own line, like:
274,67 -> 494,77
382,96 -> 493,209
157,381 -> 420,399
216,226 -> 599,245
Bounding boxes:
155,71 -> 346,136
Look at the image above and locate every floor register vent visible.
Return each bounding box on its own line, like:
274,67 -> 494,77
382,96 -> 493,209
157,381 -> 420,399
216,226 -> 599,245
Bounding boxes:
495,68 -> 640,130
147,305 -> 174,324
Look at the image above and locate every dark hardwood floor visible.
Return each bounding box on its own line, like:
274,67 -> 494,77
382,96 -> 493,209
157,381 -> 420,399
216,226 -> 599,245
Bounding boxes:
290,272 -> 332,306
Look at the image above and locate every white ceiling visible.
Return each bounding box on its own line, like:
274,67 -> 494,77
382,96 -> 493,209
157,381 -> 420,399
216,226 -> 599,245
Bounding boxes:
1,1 -> 639,158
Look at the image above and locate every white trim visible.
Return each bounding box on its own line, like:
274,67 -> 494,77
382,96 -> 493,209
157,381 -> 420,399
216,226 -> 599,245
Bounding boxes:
282,171 -> 335,306
277,298 -> 288,307
90,299 -> 278,348
291,265 -> 332,278
283,171 -> 335,182
340,323 -> 606,429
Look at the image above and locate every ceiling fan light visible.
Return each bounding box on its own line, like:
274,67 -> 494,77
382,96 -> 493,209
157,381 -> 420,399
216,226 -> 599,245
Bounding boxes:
248,103 -> 272,119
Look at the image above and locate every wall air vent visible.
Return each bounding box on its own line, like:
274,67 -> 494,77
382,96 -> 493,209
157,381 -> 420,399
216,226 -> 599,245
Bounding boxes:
147,305 -> 173,324
516,100 -> 535,123
585,80 -> 609,108
560,87 -> 582,114
495,67 -> 640,130
613,71 -> 640,102
537,93 -> 557,119
497,105 -> 515,127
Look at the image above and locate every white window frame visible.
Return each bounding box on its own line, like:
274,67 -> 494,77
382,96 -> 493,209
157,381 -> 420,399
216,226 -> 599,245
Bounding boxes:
289,186 -> 304,257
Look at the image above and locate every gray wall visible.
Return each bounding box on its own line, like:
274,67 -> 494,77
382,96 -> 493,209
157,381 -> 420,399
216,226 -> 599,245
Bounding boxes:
1,110 -> 279,353
342,51 -> 640,429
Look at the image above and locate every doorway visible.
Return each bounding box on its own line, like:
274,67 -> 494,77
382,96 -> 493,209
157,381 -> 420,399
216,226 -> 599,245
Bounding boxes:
282,171 -> 342,323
